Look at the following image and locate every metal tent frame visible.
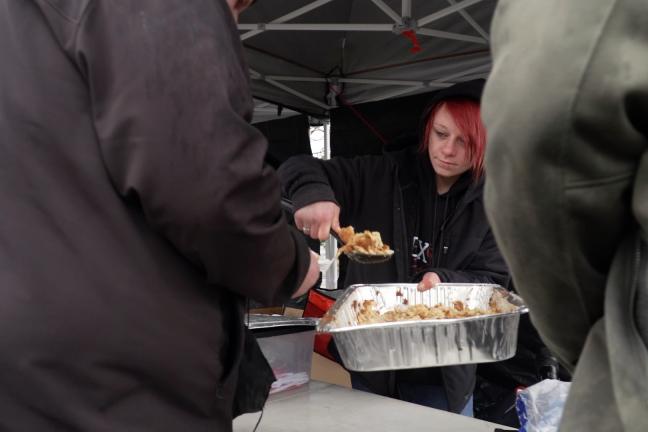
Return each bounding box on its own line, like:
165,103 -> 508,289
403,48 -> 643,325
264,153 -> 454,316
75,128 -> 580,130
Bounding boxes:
240,0 -> 496,119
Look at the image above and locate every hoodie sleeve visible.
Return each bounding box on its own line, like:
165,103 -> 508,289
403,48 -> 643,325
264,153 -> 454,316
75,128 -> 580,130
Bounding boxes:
72,0 -> 310,304
278,154 -> 390,219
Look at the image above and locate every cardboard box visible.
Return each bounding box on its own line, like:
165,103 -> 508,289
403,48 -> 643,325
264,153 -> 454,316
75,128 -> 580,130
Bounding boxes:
310,352 -> 351,388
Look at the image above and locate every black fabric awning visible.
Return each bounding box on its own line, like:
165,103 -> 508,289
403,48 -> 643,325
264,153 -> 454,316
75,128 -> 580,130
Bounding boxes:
330,88 -> 434,157
255,114 -> 312,168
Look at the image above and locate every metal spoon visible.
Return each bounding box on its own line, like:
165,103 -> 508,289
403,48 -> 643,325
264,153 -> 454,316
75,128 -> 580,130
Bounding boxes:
281,198 -> 394,265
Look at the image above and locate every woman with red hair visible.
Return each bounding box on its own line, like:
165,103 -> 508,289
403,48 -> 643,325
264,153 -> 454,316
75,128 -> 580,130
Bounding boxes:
413,93 -> 487,290
279,79 -> 508,416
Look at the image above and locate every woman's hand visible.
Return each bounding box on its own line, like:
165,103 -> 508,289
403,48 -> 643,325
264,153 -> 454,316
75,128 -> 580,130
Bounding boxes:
294,201 -> 341,241
417,272 -> 442,291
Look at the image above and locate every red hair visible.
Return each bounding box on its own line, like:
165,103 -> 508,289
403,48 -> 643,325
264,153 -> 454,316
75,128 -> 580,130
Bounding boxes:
419,99 -> 486,181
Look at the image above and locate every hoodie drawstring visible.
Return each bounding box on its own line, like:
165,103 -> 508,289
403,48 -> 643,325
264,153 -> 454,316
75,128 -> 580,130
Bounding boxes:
431,193 -> 438,265
435,194 -> 450,267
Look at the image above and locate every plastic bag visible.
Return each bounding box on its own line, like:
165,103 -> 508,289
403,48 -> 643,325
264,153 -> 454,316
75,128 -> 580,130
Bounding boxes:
516,379 -> 571,432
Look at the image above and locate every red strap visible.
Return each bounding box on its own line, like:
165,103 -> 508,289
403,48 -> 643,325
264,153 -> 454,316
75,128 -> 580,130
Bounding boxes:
326,30 -> 419,147
330,85 -> 389,146
401,30 -> 422,53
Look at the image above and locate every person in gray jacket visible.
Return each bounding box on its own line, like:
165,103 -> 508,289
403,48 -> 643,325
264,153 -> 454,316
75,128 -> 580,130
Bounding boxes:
482,1 -> 648,431
0,0 -> 318,431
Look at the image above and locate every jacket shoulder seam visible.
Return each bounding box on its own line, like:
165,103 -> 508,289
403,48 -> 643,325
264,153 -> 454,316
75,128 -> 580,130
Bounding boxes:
41,0 -> 93,23
565,172 -> 634,189
72,0 -> 97,51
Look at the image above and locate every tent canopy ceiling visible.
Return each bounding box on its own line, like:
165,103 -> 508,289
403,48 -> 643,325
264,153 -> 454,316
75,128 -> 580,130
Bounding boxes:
240,0 -> 496,118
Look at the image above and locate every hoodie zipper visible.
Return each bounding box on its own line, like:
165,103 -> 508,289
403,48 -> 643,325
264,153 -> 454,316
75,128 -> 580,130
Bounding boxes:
435,181 -> 482,266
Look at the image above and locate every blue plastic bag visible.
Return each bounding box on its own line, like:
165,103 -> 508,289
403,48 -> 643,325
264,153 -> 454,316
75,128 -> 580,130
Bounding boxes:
517,379 -> 571,432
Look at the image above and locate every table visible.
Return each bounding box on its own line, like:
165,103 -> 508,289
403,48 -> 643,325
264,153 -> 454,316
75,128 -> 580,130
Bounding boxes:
234,381 -> 512,432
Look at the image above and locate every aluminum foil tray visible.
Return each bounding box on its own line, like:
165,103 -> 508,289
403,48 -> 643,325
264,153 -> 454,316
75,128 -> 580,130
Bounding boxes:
317,283 -> 528,371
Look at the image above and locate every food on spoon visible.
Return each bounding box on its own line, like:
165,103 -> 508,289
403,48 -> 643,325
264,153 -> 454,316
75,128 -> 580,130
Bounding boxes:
336,226 -> 393,256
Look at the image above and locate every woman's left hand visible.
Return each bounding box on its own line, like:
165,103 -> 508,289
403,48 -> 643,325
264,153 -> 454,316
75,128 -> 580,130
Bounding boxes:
417,272 -> 442,291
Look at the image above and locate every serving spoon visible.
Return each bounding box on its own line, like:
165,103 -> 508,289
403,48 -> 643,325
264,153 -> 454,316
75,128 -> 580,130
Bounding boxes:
280,198 -> 394,267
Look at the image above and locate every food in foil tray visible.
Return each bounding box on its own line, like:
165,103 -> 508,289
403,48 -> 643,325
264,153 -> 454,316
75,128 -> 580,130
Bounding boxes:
318,284 -> 528,370
355,289 -> 518,324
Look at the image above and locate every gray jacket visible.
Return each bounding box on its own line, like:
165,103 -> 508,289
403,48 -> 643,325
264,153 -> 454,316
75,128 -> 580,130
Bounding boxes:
483,1 -> 648,431
0,1 -> 310,430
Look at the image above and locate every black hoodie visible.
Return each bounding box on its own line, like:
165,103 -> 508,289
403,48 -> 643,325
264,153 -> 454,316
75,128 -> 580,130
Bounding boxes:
279,79 -> 509,413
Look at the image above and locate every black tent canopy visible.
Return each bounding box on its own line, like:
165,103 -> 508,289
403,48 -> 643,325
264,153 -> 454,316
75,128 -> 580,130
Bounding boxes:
240,0 -> 496,119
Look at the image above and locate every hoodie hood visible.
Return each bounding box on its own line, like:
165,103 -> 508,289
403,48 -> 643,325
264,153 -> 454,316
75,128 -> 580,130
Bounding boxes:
417,78 -> 485,145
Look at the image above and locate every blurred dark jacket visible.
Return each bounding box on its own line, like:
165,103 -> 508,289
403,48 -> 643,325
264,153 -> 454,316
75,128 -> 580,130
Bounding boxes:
0,1 -> 311,430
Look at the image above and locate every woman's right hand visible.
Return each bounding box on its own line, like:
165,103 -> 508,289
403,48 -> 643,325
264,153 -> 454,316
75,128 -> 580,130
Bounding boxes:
294,201 -> 341,241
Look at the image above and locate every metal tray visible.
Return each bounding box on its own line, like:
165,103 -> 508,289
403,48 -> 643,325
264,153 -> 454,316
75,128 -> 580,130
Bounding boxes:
317,283 -> 528,371
246,314 -> 318,330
